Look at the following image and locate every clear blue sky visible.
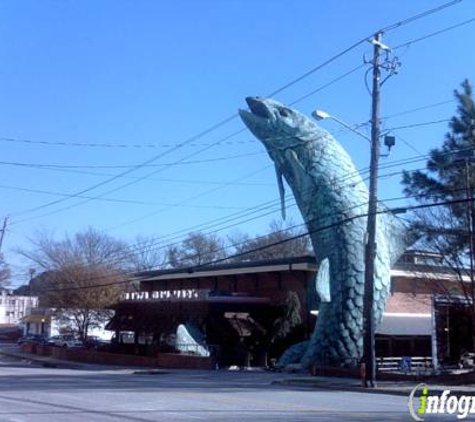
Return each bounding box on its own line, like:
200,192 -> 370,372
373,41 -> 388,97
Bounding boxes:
1,0 -> 474,286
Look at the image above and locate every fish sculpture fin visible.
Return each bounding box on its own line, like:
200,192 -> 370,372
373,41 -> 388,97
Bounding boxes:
315,257 -> 331,303
284,149 -> 306,187
381,211 -> 418,266
275,164 -> 286,220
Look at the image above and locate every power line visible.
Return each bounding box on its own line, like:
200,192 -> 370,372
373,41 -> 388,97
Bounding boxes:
0,162 -> 274,187
0,136 -> 255,149
10,124 -> 244,218
23,164 -> 458,279
8,135 -> 461,233
289,64 -> 366,106
101,145 -> 475,282
5,64 -> 374,223
385,119 -> 451,131
16,167 -> 380,279
392,132 -> 426,157
35,196 -> 475,294
9,31 -> 370,220
0,66 -> 366,152
104,145 -> 435,232
380,0 -> 463,33
382,99 -> 454,120
6,119 -> 454,230
6,5 -> 471,225
0,98 -> 452,151
394,16 -> 475,50
0,183 -> 245,210
0,115 -> 449,171
20,152 -> 472,284
0,150 -> 264,170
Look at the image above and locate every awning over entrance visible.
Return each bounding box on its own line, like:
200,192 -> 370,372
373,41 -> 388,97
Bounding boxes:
21,315 -> 51,324
376,313 -> 432,336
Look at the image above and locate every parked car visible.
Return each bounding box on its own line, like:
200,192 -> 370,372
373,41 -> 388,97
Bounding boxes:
17,334 -> 48,346
84,336 -> 107,350
49,335 -> 83,348
0,326 -> 22,342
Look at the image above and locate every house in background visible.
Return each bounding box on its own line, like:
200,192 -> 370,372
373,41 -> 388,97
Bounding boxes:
22,307 -> 113,340
0,289 -> 38,325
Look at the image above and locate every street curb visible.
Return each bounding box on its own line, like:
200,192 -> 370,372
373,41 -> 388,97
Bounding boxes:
273,379 -> 475,397
0,348 -> 82,369
272,379 -> 410,396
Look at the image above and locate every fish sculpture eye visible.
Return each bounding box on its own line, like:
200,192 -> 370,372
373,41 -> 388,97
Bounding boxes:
278,108 -> 290,117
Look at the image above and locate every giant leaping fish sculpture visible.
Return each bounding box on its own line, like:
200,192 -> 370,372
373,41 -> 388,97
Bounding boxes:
239,97 -> 413,367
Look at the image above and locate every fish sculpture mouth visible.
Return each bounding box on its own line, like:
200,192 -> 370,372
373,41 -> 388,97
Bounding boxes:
244,96 -> 272,119
238,97 -> 275,133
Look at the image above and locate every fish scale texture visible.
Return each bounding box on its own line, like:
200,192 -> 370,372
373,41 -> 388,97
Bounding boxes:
291,131 -> 391,367
238,98 -> 409,368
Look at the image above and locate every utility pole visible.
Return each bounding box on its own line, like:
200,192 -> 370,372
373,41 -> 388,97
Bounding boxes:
464,159 -> 475,289
363,31 -> 383,388
455,152 -> 475,342
0,217 -> 8,254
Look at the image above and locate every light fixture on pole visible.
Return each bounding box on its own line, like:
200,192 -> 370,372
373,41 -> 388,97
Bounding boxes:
311,110 -> 371,143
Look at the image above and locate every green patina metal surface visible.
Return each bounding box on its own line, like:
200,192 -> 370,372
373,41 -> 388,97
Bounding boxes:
240,97 -> 413,367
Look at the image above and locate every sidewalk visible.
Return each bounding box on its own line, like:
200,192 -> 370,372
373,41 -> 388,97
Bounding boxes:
273,374 -> 475,396
3,342 -> 475,396
0,343 -> 132,371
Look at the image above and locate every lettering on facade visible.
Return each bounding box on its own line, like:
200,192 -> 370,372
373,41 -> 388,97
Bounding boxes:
123,289 -> 208,301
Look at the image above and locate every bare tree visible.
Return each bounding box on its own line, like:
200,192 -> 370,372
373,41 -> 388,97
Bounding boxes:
128,235 -> 168,271
0,253 -> 11,289
167,232 -> 227,268
19,227 -> 128,339
230,219 -> 312,262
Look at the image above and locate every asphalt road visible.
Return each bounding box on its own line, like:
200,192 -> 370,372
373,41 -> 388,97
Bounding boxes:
0,354 -> 423,421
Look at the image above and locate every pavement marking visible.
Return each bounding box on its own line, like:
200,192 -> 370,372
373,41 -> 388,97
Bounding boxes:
175,391 -> 336,412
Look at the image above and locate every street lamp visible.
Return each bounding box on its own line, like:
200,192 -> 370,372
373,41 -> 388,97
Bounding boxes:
311,110 -> 371,143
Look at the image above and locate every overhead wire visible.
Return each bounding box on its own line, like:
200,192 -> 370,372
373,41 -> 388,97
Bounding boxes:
0,183 -> 246,210
16,122 -> 474,286
7,62 -> 370,223
25,157 -> 466,279
0,99 -> 453,151
87,140 -> 475,269
9,29 -> 371,220
5,112 -> 456,228
1,2 -> 468,260
36,195 -> 475,294
393,16 -> 475,50
379,0 -> 463,33
8,0 -> 464,222
0,119 -> 449,171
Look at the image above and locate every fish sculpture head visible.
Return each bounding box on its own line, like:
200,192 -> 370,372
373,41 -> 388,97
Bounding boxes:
239,97 -> 320,152
239,97 -> 329,219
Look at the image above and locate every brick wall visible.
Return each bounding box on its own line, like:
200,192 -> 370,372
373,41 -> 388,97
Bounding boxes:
21,343 -> 214,369
386,292 -> 431,313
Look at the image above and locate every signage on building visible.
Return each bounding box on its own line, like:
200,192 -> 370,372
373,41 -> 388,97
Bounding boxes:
123,289 -> 209,301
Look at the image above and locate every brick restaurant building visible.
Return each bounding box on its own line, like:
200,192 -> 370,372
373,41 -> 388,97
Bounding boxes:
108,252 -> 471,368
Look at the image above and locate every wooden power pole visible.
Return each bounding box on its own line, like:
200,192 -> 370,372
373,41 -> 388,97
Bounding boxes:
0,217 -> 8,254
363,31 -> 384,388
